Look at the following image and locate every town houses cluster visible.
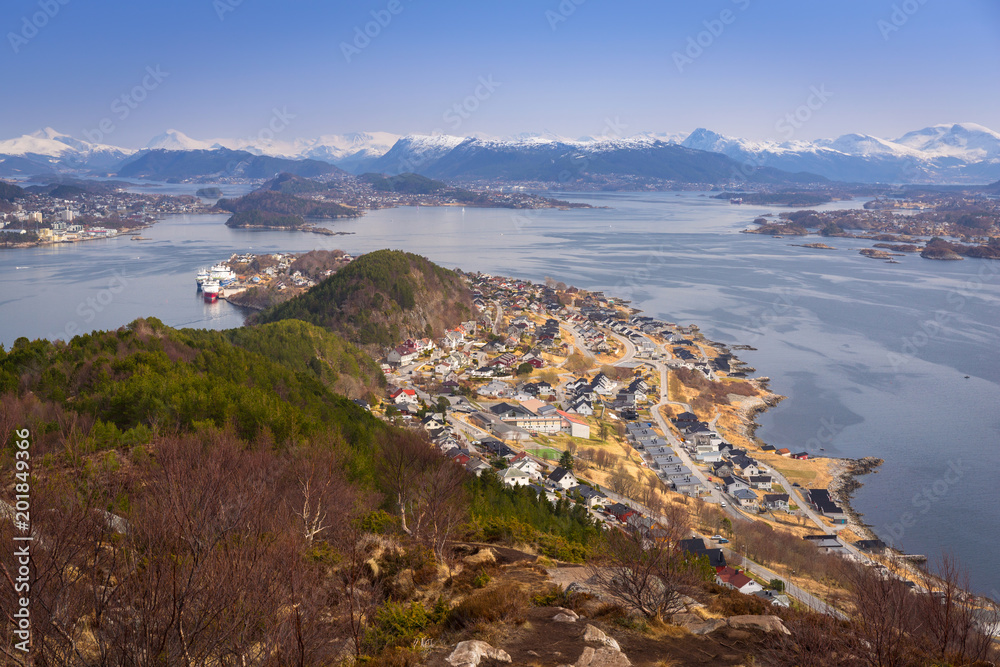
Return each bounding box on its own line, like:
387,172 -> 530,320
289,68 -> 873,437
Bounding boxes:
371,269 -> 868,590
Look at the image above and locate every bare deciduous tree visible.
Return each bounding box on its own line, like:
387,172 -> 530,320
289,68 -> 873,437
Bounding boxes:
589,504 -> 696,620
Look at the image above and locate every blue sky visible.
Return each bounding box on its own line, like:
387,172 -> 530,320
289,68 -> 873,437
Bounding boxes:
3,0 -> 999,147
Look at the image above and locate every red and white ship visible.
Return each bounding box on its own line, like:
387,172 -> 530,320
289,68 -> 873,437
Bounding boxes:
202,280 -> 220,302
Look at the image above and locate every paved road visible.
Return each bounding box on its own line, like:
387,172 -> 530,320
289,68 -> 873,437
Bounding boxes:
608,328 -> 875,548
491,300 -> 503,334
597,489 -> 847,619
715,540 -> 849,619
448,414 -> 492,442
559,322 -> 588,363
607,330 -> 637,365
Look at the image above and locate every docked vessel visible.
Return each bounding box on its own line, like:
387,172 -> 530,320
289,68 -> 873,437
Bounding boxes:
202,280 -> 220,302
210,264 -> 236,283
196,268 -> 209,290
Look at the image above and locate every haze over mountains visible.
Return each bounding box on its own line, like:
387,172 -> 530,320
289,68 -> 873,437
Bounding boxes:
3,123 -> 1000,184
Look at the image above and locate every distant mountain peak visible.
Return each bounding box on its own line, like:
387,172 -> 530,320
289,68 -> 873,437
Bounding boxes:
145,129 -> 214,151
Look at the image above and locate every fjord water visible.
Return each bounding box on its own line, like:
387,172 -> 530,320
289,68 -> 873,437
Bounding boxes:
1,191 -> 998,595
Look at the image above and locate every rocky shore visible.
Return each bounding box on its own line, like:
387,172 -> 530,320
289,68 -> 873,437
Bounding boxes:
828,456 -> 884,540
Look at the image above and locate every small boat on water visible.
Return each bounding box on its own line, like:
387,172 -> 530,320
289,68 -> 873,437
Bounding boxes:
196,268 -> 210,290
202,280 -> 220,302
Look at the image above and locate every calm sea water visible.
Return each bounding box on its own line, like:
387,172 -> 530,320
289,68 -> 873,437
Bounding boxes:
2,190 -> 998,595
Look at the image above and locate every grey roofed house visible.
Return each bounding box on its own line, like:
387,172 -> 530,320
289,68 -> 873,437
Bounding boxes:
547,466 -> 578,488
479,437 -> 517,458
672,477 -> 701,495
665,472 -> 694,486
711,461 -> 734,477
854,539 -> 888,554
465,459 -> 492,476
651,455 -> 683,468
528,483 -> 557,503
763,493 -> 790,510
625,514 -> 656,533
804,535 -> 843,550
729,454 -> 758,470
754,590 -> 791,608
568,484 -> 607,507
489,402 -> 534,418
679,538 -> 727,568
806,488 -> 847,520
722,475 -> 749,493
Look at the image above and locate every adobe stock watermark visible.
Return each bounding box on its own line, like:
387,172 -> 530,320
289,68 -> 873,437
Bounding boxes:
443,76 -> 501,131
556,115 -> 629,185
879,459 -> 964,547
729,85 -> 832,181
224,107 -> 296,175
213,0 -> 244,21
775,85 -> 833,139
673,0 -> 751,73
340,0 -> 413,63
614,244 -> 671,303
8,0 -> 70,54
394,76 -> 502,173
742,288 -> 797,345
511,115 -> 628,232
48,269 -> 130,342
804,416 -> 843,453
83,66 -> 170,144
877,0 -> 929,41
545,0 -> 587,31
888,261 -> 1000,370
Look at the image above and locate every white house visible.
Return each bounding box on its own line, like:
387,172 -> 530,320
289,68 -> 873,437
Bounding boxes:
501,467 -> 532,487
547,466 -> 578,490
389,387 -> 419,405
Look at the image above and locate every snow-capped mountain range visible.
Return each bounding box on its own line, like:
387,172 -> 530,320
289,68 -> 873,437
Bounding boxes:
2,123 -> 1000,183
678,123 -> 1000,183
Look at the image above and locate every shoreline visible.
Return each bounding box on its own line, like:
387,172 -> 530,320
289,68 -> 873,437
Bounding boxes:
629,309 -> 884,547
0,222 -> 157,249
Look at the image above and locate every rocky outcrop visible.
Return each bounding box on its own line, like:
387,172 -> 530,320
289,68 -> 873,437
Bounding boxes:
672,612 -> 790,636
672,612 -> 727,635
447,640 -> 512,666
726,615 -> 791,635
574,646 -> 631,667
582,624 -> 620,651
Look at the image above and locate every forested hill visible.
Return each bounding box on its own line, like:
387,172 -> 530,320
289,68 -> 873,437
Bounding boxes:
252,249 -> 477,349
0,318 -> 387,453
216,190 -> 358,218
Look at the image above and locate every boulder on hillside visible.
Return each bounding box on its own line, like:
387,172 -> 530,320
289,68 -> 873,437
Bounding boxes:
582,624 -> 620,652
671,612 -> 727,635
447,640 -> 512,667
574,646 -> 631,667
726,615 -> 791,635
